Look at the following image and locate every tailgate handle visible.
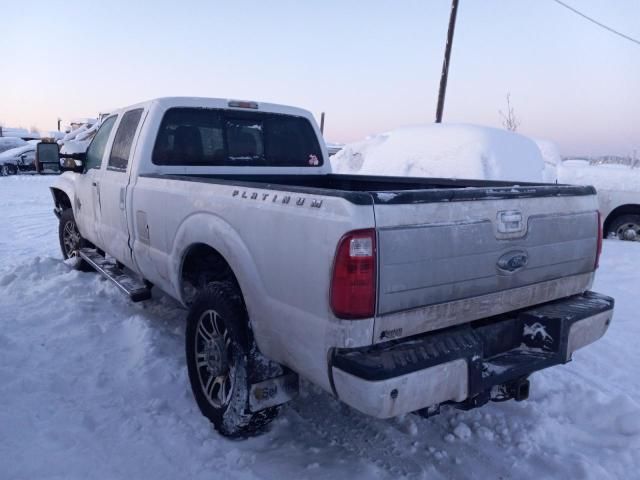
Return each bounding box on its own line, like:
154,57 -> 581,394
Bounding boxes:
497,210 -> 524,233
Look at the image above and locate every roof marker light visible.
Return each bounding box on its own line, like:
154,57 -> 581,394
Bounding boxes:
228,100 -> 259,109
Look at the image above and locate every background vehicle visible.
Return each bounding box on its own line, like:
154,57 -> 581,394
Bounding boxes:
0,136 -> 28,154
44,97 -> 613,437
559,159 -> 640,242
0,143 -> 37,175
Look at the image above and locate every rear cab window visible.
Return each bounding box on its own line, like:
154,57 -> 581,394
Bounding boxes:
152,108 -> 322,167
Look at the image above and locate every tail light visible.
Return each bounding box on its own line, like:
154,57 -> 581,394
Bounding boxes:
595,211 -> 603,269
330,229 -> 376,319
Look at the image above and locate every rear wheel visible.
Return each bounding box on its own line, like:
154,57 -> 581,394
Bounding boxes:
609,214 -> 640,242
185,281 -> 278,437
58,209 -> 92,271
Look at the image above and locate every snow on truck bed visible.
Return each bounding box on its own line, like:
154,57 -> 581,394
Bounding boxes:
331,124 -> 546,182
1,176 -> 639,480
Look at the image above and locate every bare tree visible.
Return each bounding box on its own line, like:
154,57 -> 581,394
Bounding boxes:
499,93 -> 520,132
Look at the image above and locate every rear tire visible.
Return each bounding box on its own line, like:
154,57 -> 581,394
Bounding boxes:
608,214 -> 640,242
58,209 -> 92,271
185,281 -> 279,437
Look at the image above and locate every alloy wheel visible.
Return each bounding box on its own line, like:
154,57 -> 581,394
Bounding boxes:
195,309 -> 235,408
62,220 -> 82,258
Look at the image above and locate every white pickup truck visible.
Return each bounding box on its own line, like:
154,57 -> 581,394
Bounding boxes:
39,97 -> 614,437
558,160 -> 640,242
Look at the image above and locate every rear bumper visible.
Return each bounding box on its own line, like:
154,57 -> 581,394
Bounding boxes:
331,291 -> 614,418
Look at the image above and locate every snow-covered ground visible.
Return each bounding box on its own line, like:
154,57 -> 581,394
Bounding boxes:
1,176 -> 639,480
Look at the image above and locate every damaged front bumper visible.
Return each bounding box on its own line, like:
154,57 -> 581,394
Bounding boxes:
330,291 -> 614,419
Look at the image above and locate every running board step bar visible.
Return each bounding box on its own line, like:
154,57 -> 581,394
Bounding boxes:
79,248 -> 151,302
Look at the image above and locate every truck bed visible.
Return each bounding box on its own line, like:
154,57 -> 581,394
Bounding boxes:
138,170 -> 599,342
140,173 -> 595,205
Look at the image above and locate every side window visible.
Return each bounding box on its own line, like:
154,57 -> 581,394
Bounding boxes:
85,116 -> 117,170
108,108 -> 144,171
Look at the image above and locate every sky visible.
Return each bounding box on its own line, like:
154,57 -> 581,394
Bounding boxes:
1,0 -> 638,156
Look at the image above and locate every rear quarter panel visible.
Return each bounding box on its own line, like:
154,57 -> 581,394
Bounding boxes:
130,175 -> 376,391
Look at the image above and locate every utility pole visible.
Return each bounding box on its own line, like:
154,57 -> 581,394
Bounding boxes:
435,0 -> 459,123
320,112 -> 325,135
57,118 -> 61,131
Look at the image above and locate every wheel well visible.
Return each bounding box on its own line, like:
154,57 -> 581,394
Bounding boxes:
51,188 -> 72,210
180,243 -> 241,305
603,204 -> 640,235
181,243 -> 284,379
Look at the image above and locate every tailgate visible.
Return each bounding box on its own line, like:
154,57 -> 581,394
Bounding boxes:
372,185 -> 599,340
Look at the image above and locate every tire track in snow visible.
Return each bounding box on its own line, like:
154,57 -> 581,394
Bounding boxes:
287,383 -> 519,480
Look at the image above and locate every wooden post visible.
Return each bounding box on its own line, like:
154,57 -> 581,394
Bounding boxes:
435,0 -> 459,123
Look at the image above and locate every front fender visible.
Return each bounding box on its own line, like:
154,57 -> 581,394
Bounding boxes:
49,172 -> 78,214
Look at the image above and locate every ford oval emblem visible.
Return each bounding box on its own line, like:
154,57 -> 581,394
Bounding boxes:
497,250 -> 529,273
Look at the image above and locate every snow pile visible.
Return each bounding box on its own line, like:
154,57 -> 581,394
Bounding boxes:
61,124 -> 89,143
533,138 -> 562,183
325,142 -> 344,156
60,121 -> 101,156
331,124 -> 545,182
516,137 -> 640,194
558,161 -> 640,193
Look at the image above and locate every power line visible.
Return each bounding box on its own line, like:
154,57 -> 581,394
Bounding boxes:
550,0 -> 640,47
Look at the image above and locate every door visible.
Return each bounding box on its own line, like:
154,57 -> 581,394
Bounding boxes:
96,108 -> 145,270
73,115 -> 117,247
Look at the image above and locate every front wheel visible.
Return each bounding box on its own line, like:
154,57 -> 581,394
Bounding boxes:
185,281 -> 278,437
0,165 -> 8,176
58,209 -> 92,271
609,214 -> 640,242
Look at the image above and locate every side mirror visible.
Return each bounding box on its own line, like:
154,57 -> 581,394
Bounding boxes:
36,142 -> 61,174
36,142 -> 85,174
